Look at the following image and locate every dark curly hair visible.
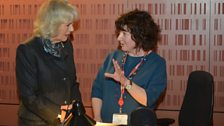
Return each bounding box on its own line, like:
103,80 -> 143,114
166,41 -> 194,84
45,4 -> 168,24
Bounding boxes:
115,9 -> 161,51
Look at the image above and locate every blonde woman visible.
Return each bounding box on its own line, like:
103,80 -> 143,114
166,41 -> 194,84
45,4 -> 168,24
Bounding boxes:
16,0 -> 82,125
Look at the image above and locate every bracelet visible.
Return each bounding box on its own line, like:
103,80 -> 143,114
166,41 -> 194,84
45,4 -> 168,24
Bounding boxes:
123,79 -> 128,87
125,79 -> 132,90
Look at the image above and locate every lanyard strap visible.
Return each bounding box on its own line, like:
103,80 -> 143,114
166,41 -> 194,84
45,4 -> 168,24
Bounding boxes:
118,51 -> 151,113
118,87 -> 125,113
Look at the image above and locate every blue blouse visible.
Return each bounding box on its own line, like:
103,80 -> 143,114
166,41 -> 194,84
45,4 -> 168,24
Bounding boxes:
91,50 -> 167,123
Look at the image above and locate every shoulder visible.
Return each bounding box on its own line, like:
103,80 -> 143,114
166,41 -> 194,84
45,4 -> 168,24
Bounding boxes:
17,37 -> 41,50
100,50 -> 123,70
106,50 -> 124,60
16,37 -> 42,59
148,52 -> 166,64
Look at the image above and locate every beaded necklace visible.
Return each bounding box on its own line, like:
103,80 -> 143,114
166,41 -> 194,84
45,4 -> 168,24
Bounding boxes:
118,51 -> 151,113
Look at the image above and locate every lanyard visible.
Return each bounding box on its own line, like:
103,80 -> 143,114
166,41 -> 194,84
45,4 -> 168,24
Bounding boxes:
118,51 -> 151,113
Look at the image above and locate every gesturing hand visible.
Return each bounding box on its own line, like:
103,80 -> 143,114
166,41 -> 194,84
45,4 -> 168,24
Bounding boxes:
104,59 -> 126,86
58,104 -> 73,123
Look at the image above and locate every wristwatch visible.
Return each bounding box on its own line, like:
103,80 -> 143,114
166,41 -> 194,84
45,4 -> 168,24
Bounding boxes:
125,80 -> 132,90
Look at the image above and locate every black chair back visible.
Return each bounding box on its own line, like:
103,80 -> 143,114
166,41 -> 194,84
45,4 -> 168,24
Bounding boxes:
179,71 -> 214,126
130,107 -> 157,126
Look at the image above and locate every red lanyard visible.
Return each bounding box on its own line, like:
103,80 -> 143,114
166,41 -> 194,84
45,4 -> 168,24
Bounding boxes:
118,51 -> 151,113
118,87 -> 125,113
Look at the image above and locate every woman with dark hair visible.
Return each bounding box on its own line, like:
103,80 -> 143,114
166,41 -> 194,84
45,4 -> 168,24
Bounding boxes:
16,0 -> 82,125
91,9 -> 167,125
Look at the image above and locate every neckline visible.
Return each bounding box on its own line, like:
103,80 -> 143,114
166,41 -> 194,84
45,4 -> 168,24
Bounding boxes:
125,50 -> 152,59
121,51 -> 152,79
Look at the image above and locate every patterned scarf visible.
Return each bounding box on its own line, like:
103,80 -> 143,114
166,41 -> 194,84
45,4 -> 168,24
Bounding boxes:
42,38 -> 64,58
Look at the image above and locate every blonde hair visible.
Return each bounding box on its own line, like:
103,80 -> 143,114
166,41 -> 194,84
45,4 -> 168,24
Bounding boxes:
33,0 -> 79,38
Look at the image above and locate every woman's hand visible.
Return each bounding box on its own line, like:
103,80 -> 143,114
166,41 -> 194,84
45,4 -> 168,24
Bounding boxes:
94,116 -> 102,122
58,104 -> 73,123
104,59 -> 126,86
104,59 -> 147,106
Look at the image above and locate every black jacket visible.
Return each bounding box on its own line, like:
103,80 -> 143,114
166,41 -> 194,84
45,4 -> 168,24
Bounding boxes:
16,37 -> 82,125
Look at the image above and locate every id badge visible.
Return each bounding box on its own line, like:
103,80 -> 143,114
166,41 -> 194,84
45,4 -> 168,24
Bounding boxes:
112,113 -> 128,125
